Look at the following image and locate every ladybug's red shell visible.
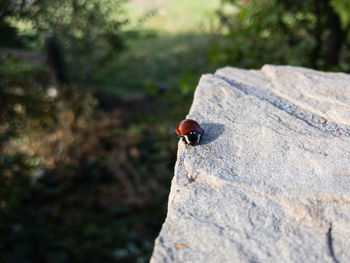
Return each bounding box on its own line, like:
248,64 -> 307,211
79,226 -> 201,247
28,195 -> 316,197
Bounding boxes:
175,119 -> 203,137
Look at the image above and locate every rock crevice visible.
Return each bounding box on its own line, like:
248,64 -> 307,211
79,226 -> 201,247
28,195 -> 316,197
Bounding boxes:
214,67 -> 350,137
327,223 -> 340,263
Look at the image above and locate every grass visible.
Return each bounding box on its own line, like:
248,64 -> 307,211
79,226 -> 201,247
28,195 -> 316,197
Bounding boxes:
92,33 -> 218,97
90,0 -> 222,97
125,0 -> 221,33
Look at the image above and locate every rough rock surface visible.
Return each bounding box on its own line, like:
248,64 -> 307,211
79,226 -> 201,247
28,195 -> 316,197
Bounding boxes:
151,65 -> 350,263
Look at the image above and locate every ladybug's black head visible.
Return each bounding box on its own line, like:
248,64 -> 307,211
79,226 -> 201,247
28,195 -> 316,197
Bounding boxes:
183,131 -> 201,146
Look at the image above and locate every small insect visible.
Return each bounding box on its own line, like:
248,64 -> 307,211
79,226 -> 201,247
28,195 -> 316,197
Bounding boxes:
175,119 -> 204,146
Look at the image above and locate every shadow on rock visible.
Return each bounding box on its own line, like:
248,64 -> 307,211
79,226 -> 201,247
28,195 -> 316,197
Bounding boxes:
200,123 -> 226,145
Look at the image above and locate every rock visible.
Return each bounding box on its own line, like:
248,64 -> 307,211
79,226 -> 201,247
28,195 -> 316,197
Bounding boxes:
151,65 -> 350,263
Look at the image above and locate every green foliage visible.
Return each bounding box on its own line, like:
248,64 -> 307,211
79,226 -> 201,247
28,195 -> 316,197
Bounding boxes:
0,0 -> 127,84
213,0 -> 350,71
0,0 -> 23,47
0,58 -> 177,262
0,59 -> 55,145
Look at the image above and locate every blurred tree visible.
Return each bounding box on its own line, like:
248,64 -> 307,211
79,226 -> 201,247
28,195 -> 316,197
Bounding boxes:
213,0 -> 350,71
0,0 -> 127,84
0,0 -> 25,47
45,36 -> 68,85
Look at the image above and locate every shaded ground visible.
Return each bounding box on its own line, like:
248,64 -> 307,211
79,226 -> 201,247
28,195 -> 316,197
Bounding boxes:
91,33 -> 219,97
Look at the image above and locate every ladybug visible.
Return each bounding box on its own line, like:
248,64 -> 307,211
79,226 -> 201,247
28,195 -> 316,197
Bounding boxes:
175,119 -> 204,146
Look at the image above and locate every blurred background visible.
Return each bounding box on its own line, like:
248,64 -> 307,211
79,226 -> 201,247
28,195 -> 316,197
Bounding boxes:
0,0 -> 349,262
